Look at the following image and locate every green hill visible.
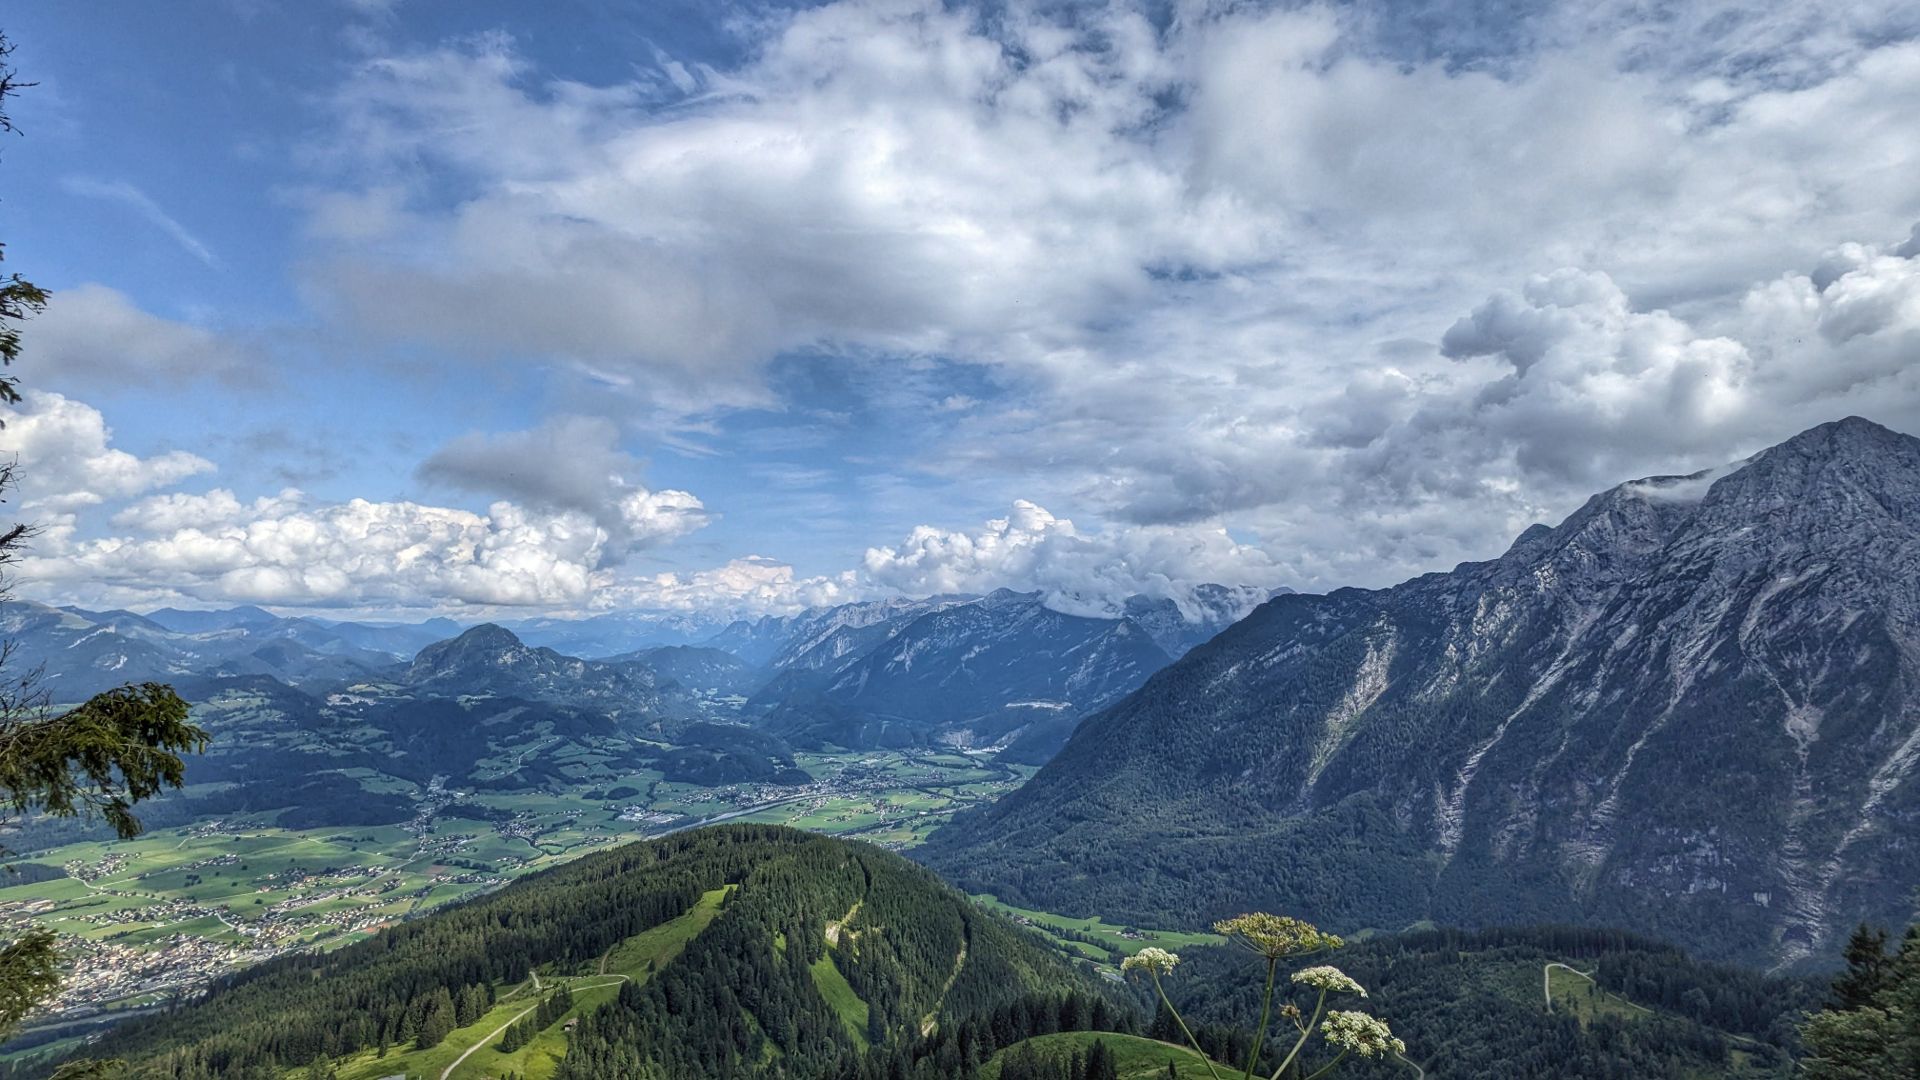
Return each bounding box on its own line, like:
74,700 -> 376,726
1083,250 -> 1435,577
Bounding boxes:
1156,926 -> 1815,1079
981,1032 -> 1224,1079
30,826 -> 1106,1080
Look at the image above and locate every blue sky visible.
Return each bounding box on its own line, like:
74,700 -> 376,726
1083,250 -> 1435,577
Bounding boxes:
2,0 -> 1918,618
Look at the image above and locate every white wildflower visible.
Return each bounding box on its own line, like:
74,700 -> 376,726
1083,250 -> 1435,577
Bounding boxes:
1320,1011 -> 1405,1059
1291,965 -> 1367,996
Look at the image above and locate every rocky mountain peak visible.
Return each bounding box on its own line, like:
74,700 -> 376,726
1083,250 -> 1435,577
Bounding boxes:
926,416 -> 1920,969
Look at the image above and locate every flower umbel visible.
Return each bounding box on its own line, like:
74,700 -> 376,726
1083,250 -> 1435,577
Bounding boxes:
1320,1011 -> 1405,1059
1212,913 -> 1343,960
1290,966 -> 1367,997
1121,947 -> 1181,977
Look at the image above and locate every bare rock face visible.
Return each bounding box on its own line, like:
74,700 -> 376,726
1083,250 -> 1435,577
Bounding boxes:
925,417 -> 1920,968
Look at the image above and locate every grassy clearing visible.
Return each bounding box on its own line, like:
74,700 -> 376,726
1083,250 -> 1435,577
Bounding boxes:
970,895 -> 1223,962
443,976 -> 628,1080
808,951 -> 871,1050
1546,963 -> 1654,1027
331,990 -> 540,1080
603,885 -> 733,977
328,885 -> 734,1079
980,1032 -> 1227,1079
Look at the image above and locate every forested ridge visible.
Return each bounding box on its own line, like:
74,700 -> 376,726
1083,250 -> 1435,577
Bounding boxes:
556,825 -> 1105,1078
24,826 -> 1104,1079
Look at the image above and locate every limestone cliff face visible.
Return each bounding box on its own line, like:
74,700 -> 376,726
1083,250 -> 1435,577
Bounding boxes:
927,417 -> 1920,968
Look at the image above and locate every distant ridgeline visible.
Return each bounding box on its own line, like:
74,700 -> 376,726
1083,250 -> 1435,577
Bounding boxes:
923,418 -> 1920,970
31,827 -> 1112,1079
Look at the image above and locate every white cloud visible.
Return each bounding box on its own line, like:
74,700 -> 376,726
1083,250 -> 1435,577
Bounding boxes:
588,501 -> 1291,618
286,2 -> 1920,580
111,488 -> 304,534
0,392 -> 213,513
595,556 -> 855,617
22,2 -> 1920,614
28,496 -> 610,609
861,499 -> 1289,614
415,415 -> 710,558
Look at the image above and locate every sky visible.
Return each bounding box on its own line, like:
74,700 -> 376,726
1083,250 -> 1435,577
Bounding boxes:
1,0 -> 1918,620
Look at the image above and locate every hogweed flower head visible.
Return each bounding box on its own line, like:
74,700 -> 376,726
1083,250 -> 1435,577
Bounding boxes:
1320,1011 -> 1404,1059
1212,913 -> 1343,960
1121,947 -> 1181,977
1290,965 -> 1366,996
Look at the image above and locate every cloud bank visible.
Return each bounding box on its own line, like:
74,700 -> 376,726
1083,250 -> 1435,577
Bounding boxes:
11,0 -> 1920,617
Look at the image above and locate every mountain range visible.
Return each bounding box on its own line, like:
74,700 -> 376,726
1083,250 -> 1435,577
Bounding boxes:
923,417 -> 1920,969
3,584 -> 1268,761
754,590 -> 1175,757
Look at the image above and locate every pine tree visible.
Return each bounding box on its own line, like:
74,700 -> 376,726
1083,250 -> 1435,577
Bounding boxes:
1829,924 -> 1891,1011
416,987 -> 456,1049
1086,1039 -> 1118,1080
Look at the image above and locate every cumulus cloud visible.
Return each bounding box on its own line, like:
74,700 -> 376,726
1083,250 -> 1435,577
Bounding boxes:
861,500 -> 1289,615
3,398 -> 668,612
110,488 -> 305,534
0,392 -> 214,512
416,415 -> 709,558
28,495 -> 610,609
22,1 -> 1920,613
594,556 -> 856,617
285,0 -> 1920,571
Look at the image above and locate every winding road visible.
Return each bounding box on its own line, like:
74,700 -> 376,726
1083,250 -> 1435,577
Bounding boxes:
437,974 -> 629,1080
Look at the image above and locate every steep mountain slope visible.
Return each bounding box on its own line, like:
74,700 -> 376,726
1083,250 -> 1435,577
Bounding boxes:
761,590 -> 1172,754
64,827 -> 1103,1080
924,418 -> 1920,968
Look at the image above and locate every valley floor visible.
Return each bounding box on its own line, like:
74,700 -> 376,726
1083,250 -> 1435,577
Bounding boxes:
0,746 -> 1031,1055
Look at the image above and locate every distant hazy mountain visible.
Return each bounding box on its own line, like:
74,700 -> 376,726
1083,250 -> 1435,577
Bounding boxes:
499,609 -> 735,658
0,602 -> 410,699
312,615 -> 465,657
144,604 -> 282,634
758,589 -> 1172,755
705,594 -> 974,669
403,623 -> 676,723
924,418 -> 1920,968
601,644 -> 768,697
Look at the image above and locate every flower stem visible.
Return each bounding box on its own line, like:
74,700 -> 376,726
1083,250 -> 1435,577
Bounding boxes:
1153,971 -> 1224,1080
1244,957 -> 1277,1080
1267,989 -> 1325,1080
1301,1049 -> 1349,1080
